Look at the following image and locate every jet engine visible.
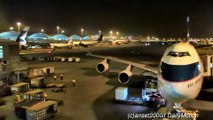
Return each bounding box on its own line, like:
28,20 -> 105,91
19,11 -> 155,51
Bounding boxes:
96,59 -> 109,73
118,65 -> 133,84
1,59 -> 7,65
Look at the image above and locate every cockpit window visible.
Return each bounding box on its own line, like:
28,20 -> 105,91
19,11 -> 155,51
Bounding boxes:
167,51 -> 190,57
160,62 -> 200,82
167,51 -> 178,57
178,52 -> 190,57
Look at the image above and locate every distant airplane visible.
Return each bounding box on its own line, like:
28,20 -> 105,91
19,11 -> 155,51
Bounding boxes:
16,27 -> 44,50
50,40 -> 73,49
72,40 -> 98,47
102,36 -> 138,45
16,26 -> 30,49
109,39 -> 130,45
72,34 -> 104,47
97,34 -> 103,43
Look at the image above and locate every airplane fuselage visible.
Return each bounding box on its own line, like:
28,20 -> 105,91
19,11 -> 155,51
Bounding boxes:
157,42 -> 203,103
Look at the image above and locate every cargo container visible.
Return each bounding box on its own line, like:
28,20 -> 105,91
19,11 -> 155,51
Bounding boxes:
28,68 -> 44,78
53,56 -> 61,61
74,57 -> 81,62
27,77 -> 45,88
24,89 -> 46,101
115,87 -> 128,100
115,86 -> 166,107
26,100 -> 57,120
68,57 -> 74,62
15,100 -> 58,120
61,57 -> 67,62
10,82 -> 30,93
42,66 -> 54,75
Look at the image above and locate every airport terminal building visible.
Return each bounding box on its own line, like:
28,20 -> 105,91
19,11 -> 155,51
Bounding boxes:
0,41 -> 19,59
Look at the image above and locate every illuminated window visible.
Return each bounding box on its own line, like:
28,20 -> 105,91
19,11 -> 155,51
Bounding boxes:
0,46 -> 3,58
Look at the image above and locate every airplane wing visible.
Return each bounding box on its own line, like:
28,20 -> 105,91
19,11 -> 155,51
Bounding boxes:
87,53 -> 158,74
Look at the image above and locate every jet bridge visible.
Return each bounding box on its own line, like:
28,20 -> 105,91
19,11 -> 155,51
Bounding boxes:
203,55 -> 213,77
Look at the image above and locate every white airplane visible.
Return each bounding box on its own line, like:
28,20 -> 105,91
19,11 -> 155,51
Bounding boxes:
87,40 -> 213,110
50,40 -> 73,49
16,27 -> 44,50
72,40 -> 99,47
102,39 -> 131,45
87,16 -> 211,110
72,35 -> 104,47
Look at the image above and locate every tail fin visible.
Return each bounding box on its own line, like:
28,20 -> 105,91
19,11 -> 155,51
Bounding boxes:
97,34 -> 103,43
67,39 -> 73,45
16,26 -> 30,46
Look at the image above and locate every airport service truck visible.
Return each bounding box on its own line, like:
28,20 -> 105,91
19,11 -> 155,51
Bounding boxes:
28,66 -> 54,78
14,89 -> 58,120
115,79 -> 166,107
25,76 -> 45,88
15,100 -> 58,120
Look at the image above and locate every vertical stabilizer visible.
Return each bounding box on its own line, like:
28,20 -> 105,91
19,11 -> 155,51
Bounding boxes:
67,39 -> 73,45
16,26 -> 30,48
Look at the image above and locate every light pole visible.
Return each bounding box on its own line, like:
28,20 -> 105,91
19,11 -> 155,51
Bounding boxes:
98,30 -> 101,35
16,22 -> 21,33
56,26 -> 60,34
110,31 -> 113,38
41,29 -> 44,33
61,30 -> 65,34
147,36 -> 150,40
81,28 -> 84,37
152,36 -> 155,40
116,31 -> 119,38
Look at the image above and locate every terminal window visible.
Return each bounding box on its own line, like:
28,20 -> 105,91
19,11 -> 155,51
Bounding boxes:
0,46 -> 3,58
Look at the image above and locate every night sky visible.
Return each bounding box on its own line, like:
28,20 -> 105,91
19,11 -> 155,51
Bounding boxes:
0,0 -> 213,38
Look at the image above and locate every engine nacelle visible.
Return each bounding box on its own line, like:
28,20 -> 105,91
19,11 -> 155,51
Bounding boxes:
96,59 -> 109,73
1,59 -> 7,65
118,70 -> 133,84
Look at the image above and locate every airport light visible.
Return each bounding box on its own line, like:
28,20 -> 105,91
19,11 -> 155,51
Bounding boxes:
10,26 -> 14,30
152,36 -> 155,40
81,28 -> 84,37
147,36 -> 150,40
116,31 -> 119,37
110,31 -> 113,37
41,29 -> 44,33
56,26 -> 60,34
16,22 -> 21,33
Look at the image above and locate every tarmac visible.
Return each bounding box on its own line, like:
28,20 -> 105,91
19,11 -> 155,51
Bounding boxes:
1,43 -> 213,120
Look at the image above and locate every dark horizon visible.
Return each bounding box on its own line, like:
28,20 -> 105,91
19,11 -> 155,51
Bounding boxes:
0,0 -> 213,38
